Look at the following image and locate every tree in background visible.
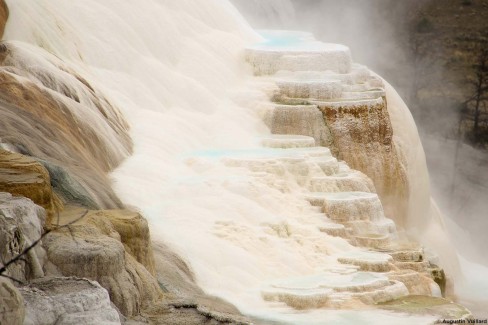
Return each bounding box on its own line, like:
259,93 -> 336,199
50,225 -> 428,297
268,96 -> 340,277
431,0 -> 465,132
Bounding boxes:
460,39 -> 488,147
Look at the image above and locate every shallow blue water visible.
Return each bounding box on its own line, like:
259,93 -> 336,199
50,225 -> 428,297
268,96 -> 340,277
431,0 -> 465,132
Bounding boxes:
255,30 -> 314,49
187,148 -> 295,159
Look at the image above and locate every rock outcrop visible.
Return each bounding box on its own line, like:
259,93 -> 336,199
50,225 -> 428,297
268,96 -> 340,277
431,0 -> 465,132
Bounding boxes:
20,277 -> 120,325
219,133 -> 439,310
0,193 -> 46,282
0,278 -> 24,325
0,41 -> 132,210
86,210 -> 156,275
42,208 -> 161,317
0,149 -> 61,226
0,187 -> 247,323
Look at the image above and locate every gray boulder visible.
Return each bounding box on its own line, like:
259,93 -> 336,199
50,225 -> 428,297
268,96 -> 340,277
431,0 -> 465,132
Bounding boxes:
0,193 -> 45,282
20,277 -> 121,325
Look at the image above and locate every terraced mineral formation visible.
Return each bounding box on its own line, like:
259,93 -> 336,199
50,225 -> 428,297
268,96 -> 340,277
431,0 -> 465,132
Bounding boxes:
207,133 -> 439,313
246,31 -> 352,76
263,104 -> 333,148
235,30 -> 459,318
261,271 -> 409,309
249,31 -> 410,228
315,97 -> 409,228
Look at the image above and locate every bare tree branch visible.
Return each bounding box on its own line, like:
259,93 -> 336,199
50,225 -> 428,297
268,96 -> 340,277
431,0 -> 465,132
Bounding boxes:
0,210 -> 89,283
0,274 -> 25,286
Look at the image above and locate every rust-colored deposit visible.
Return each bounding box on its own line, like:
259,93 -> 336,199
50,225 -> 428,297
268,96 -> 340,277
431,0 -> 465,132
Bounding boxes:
318,99 -> 410,227
0,41 -> 133,209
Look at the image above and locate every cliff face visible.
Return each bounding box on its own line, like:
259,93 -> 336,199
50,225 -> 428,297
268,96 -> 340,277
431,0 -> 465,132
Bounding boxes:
264,104 -> 334,149
316,98 -> 410,227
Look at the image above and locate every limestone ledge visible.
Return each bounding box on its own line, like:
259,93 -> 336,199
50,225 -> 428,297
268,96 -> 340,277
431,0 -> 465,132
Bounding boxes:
43,207 -> 162,317
0,149 -> 62,226
0,192 -> 46,282
315,98 -> 410,229
20,277 -> 120,325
